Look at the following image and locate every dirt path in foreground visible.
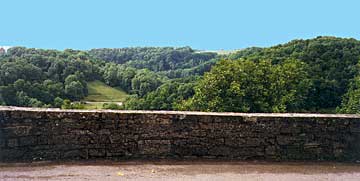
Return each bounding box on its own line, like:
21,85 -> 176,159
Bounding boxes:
1,161 -> 360,181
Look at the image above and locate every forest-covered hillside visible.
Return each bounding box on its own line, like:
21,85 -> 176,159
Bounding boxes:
1,36 -> 360,113
0,46 -> 217,109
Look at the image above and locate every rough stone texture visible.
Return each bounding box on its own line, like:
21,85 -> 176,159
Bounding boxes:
0,106 -> 360,162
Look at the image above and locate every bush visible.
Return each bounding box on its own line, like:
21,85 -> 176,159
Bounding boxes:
61,99 -> 85,109
102,103 -> 123,110
53,97 -> 64,108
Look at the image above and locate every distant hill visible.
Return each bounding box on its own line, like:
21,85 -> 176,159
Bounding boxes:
2,36 -> 360,113
89,47 -> 218,72
196,49 -> 242,55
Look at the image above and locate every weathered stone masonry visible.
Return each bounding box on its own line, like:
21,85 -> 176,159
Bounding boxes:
0,106 -> 360,162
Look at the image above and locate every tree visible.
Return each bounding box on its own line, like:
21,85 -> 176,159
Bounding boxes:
3,37 -> 360,113
65,81 -> 85,100
232,36 -> 360,111
124,77 -> 198,110
0,47 -> 97,107
15,91 -> 43,107
131,69 -> 163,97
338,76 -> 360,113
43,80 -> 64,98
53,97 -> 64,108
183,59 -> 311,113
103,63 -> 119,86
0,61 -> 43,85
0,85 -> 17,105
89,47 -> 216,72
61,99 -> 72,109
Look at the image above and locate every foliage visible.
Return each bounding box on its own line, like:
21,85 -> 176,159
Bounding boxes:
229,36 -> 360,111
124,76 -> 198,110
337,75 -> 360,113
131,69 -> 163,97
182,59 -> 312,112
0,47 -> 100,107
89,47 -> 217,72
53,97 -> 64,108
61,100 -> 85,109
2,37 -> 360,113
102,103 -> 123,110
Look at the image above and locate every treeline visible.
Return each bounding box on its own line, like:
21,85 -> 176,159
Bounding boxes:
0,48 -> 100,107
89,47 -> 217,72
183,36 -> 360,113
2,37 -> 360,113
123,37 -> 360,113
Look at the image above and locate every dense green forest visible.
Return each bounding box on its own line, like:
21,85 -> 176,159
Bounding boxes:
0,47 -> 216,109
1,36 -> 360,113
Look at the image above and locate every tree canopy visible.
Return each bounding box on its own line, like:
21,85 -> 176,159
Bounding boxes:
2,37 -> 360,113
180,59 -> 311,112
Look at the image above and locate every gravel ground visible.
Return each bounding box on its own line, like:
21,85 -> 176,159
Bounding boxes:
1,160 -> 360,181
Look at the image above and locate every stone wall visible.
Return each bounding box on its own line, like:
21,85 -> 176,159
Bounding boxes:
0,106 -> 360,162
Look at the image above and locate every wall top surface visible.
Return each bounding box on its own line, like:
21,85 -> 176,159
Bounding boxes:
1,106 -> 360,118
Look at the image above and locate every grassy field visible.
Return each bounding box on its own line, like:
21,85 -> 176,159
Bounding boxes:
84,81 -> 129,102
82,81 -> 129,109
81,102 -> 104,109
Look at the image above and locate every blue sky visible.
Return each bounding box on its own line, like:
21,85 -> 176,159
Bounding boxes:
0,0 -> 359,50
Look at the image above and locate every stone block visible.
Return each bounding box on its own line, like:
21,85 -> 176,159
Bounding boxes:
138,140 -> 171,155
7,138 -> 18,147
88,149 -> 106,157
265,146 -> 277,156
19,136 -> 37,146
63,149 -> 88,159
